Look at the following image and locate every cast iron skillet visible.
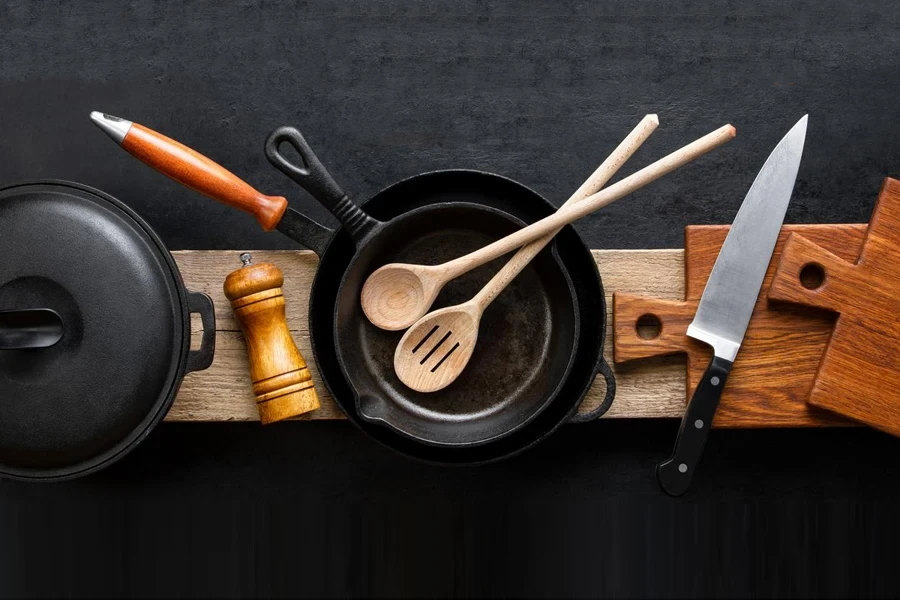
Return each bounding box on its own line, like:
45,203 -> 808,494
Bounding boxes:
263,127 -> 616,453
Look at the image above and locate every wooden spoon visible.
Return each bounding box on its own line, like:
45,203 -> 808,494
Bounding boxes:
362,123 -> 737,332
393,115 -> 660,392
395,124 -> 737,393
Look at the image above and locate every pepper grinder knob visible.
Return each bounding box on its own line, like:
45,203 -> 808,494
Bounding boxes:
223,253 -> 320,424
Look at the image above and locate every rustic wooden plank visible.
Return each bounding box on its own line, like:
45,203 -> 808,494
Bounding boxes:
168,249 -> 686,422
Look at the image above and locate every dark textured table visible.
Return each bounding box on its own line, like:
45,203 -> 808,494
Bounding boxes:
2,1 -> 900,597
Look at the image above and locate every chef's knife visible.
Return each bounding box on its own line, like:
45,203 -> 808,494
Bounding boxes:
657,115 -> 808,496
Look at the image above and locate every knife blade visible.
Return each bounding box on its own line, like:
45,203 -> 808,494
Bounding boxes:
657,115 -> 808,496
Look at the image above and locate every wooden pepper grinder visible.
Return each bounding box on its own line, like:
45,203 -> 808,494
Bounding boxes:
224,253 -> 320,424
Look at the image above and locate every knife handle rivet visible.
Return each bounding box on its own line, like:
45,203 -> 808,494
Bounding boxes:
710,376 -> 720,386
694,419 -> 704,429
678,463 -> 688,473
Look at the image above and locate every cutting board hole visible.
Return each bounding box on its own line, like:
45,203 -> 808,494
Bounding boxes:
636,314 -> 661,340
800,263 -> 825,290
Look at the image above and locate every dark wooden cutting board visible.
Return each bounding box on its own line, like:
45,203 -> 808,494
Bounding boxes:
613,223 -> 867,428
768,178 -> 900,436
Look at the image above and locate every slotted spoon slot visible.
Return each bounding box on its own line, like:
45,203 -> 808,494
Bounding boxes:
420,330 -> 452,365
412,325 -> 439,354
431,342 -> 460,372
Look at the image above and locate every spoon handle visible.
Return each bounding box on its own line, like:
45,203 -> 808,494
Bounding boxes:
445,123 -> 736,282
470,114 -> 659,310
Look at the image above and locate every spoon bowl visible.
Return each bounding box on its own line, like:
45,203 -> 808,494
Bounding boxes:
394,303 -> 480,393
361,263 -> 444,331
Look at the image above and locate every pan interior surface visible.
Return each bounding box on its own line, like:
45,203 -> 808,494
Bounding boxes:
336,200 -> 578,447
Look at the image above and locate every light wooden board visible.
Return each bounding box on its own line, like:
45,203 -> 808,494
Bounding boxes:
168,249 -> 687,422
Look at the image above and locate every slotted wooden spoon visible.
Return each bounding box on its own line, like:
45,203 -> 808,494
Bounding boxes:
393,122 -> 736,392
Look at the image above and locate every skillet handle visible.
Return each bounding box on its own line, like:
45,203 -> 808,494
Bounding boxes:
276,209 -> 335,257
569,357 -> 617,423
265,127 -> 378,242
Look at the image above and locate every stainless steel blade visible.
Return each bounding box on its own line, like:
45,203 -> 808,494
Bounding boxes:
687,115 -> 808,361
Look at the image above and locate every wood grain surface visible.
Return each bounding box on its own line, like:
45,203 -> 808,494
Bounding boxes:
168,249 -> 688,422
768,178 -> 900,436
613,224 -> 868,428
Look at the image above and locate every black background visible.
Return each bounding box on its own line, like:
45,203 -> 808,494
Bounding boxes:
2,1 -> 900,597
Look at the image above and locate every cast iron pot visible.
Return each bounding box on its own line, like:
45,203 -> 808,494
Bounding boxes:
0,181 -> 216,480
262,128 -> 616,458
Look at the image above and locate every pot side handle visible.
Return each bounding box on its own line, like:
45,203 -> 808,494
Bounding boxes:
265,127 -> 379,242
568,357 -> 617,423
185,291 -> 216,373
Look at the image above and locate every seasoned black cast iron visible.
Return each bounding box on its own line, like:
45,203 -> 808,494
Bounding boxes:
0,181 -> 215,480
263,127 -> 615,457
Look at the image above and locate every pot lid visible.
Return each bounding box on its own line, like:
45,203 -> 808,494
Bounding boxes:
0,182 -> 185,478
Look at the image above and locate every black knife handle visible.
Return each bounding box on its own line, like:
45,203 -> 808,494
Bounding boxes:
657,355 -> 733,496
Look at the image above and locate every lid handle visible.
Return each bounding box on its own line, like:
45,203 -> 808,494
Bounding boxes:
0,309 -> 64,350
